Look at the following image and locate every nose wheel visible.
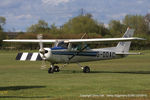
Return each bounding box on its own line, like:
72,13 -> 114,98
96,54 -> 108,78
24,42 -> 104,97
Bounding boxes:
48,65 -> 60,74
48,67 -> 53,73
53,66 -> 60,72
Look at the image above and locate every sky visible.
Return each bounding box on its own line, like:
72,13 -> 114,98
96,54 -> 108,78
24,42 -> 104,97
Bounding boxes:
0,0 -> 150,32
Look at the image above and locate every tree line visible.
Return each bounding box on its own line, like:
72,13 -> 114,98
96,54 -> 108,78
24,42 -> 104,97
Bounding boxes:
0,13 -> 150,50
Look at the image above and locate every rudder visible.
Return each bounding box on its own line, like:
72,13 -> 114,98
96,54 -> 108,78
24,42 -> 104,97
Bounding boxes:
116,28 -> 135,52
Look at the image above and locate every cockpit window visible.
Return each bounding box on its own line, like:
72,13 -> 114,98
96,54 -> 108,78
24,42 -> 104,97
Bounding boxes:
71,44 -> 81,50
71,43 -> 90,51
57,42 -> 68,49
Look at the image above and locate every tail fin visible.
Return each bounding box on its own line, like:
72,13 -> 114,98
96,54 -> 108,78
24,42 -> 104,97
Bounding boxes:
116,28 -> 135,52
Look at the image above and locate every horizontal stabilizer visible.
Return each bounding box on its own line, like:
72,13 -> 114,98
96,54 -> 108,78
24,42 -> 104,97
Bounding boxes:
16,52 -> 42,61
116,52 -> 142,55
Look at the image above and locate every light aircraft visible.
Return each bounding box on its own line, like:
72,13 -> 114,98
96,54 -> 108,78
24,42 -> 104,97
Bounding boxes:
3,28 -> 145,73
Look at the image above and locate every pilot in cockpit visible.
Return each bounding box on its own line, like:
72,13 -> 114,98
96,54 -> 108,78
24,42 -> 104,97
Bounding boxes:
57,41 -> 68,49
71,43 -> 90,51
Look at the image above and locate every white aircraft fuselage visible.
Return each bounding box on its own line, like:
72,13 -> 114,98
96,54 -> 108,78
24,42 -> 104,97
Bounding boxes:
40,47 -> 125,64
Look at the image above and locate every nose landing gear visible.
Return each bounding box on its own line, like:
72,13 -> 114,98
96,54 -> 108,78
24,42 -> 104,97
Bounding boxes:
48,65 -> 60,73
53,66 -> 60,72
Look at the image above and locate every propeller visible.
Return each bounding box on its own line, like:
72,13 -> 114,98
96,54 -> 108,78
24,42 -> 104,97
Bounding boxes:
37,34 -> 44,56
37,34 -> 47,69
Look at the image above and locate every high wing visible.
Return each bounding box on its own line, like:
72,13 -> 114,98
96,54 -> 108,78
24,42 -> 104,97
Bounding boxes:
3,37 -> 145,43
66,37 -> 144,43
3,39 -> 56,43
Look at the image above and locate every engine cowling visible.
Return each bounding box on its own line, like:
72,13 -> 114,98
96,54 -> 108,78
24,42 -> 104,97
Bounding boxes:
39,48 -> 51,60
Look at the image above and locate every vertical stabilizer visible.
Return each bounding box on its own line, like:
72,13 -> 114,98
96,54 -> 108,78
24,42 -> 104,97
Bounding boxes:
116,28 -> 135,52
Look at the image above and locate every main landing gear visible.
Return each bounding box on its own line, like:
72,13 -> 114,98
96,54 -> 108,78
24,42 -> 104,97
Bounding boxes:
77,63 -> 90,73
83,66 -> 90,73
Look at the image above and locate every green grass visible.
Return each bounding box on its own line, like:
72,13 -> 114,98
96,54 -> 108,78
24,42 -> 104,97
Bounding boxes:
0,50 -> 150,100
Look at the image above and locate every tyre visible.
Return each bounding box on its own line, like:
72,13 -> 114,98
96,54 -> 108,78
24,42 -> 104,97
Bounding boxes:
48,68 -> 54,73
83,66 -> 90,73
54,66 -> 60,72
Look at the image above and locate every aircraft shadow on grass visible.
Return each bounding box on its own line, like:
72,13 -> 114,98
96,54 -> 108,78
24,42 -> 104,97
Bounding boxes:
62,70 -> 150,74
0,86 -> 51,98
0,86 -> 46,91
0,96 -> 51,98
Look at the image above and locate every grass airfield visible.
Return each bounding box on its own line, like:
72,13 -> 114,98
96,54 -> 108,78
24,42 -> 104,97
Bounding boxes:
0,50 -> 150,100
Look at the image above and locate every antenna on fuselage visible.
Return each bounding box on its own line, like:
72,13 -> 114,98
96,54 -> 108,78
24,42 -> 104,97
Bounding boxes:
81,33 -> 87,39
